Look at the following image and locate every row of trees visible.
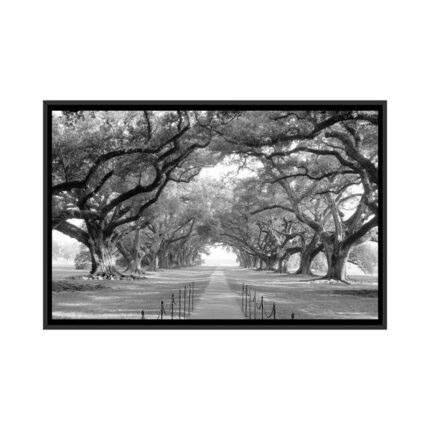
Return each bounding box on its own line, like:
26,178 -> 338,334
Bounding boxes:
52,110 -> 379,281
214,177 -> 377,279
73,182 -> 212,275
210,111 -> 379,281
52,110 -> 227,277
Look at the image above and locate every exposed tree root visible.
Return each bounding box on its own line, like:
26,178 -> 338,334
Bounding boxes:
121,268 -> 147,280
320,275 -> 352,285
296,275 -> 351,284
73,273 -> 148,281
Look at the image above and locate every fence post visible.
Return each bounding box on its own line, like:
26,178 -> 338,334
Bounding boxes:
188,284 -> 191,316
184,285 -> 187,319
191,283 -> 194,311
171,294 -> 174,320
160,300 -> 164,320
179,289 -> 181,320
249,289 -> 251,320
241,283 -> 244,311
244,285 -> 248,317
261,296 -> 264,320
141,310 -> 145,320
273,303 -> 276,320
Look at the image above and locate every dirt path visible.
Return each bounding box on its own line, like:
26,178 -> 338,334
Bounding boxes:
190,267 -> 243,319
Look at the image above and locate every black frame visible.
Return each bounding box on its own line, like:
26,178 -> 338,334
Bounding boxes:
44,101 -> 387,329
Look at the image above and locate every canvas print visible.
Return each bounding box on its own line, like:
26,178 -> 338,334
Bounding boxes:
45,102 -> 385,328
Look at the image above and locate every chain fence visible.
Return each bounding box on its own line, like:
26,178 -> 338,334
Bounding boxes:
139,281 -> 294,320
241,283 -> 295,320
140,282 -> 196,320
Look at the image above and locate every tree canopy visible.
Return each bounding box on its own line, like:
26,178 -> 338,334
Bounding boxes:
52,110 -> 379,281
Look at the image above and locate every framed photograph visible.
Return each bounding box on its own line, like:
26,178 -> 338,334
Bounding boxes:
44,101 -> 386,329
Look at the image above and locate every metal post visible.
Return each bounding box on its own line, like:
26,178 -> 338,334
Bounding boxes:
188,284 -> 191,316
254,291 -> 256,320
184,285 -> 187,319
261,296 -> 264,320
244,285 -> 248,317
191,284 -> 194,311
241,283 -> 244,311
160,300 -> 164,320
273,303 -> 276,320
249,289 -> 251,319
171,294 -> 174,320
179,289 -> 181,320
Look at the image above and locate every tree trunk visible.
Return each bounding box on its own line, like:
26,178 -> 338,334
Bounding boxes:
158,252 -> 165,269
130,230 -> 145,276
90,253 -> 98,274
297,249 -> 313,275
324,243 -> 352,281
177,253 -> 183,268
150,255 -> 159,271
90,239 -> 119,277
85,222 -> 120,278
266,257 -> 275,271
296,234 -> 319,275
129,254 -> 144,276
117,231 -> 145,277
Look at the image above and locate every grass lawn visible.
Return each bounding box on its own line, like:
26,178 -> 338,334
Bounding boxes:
52,265 -> 378,320
52,265 -> 212,319
224,268 -> 378,320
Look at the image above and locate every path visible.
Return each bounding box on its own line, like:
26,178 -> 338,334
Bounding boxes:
190,267 -> 243,319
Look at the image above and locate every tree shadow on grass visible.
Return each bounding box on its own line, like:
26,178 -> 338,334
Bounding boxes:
326,289 -> 378,298
52,280 -> 111,292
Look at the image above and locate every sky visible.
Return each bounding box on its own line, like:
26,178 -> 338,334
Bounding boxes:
200,245 -> 238,267
53,219 -> 81,247
199,155 -> 259,180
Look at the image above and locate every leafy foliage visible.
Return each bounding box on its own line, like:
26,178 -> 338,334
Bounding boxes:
52,110 -> 379,280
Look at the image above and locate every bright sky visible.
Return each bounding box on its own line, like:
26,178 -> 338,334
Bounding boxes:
201,245 -> 238,267
53,220 -> 81,247
199,155 -> 259,179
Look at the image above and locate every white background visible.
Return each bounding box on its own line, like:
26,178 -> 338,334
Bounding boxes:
1,1 -> 429,429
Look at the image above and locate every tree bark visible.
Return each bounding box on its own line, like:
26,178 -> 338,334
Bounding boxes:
89,238 -> 119,277
116,231 -> 146,277
266,256 -> 276,271
323,242 -> 352,281
90,253 -> 98,274
277,258 -> 285,273
129,254 -> 144,276
150,255 -> 159,271
129,230 -> 145,276
296,234 -> 319,275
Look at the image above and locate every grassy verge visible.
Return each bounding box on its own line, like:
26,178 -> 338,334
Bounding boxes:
224,268 -> 378,320
53,280 -> 110,292
52,266 -> 212,320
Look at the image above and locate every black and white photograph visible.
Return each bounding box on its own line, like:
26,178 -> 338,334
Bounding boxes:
45,102 -> 385,328
4,1 -> 430,429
